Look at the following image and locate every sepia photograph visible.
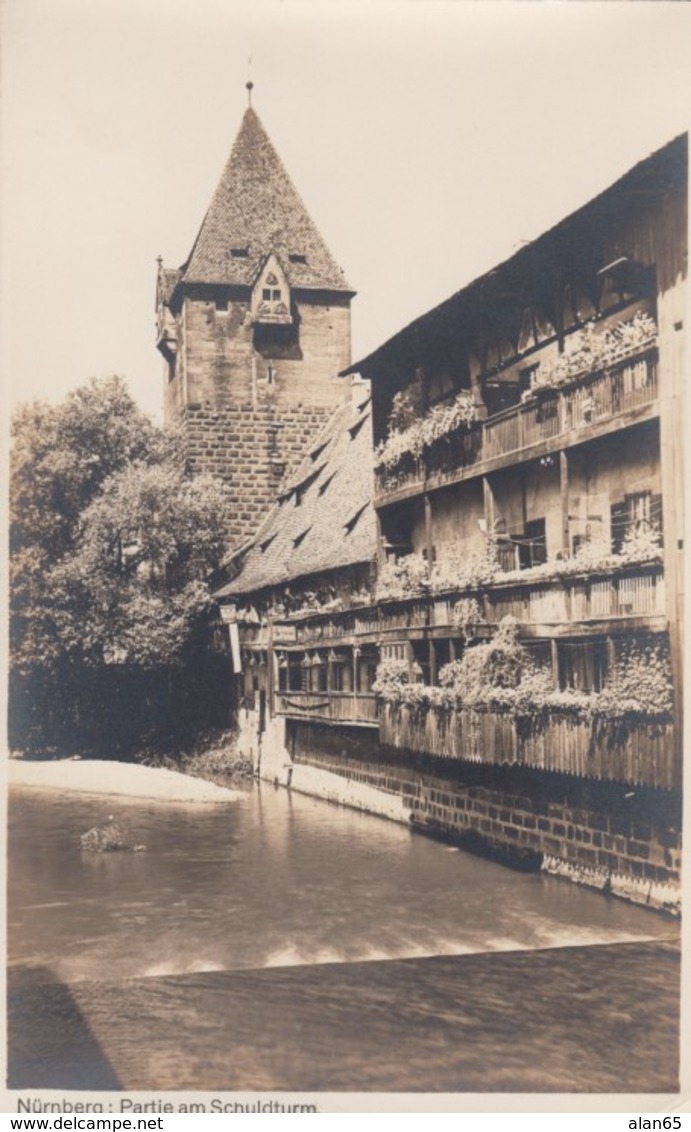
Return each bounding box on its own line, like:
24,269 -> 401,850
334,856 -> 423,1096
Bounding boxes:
3,0 -> 689,1112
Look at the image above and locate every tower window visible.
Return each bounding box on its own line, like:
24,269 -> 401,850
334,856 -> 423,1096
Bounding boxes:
289,253 -> 307,264
215,297 -> 228,311
230,247 -> 249,258
263,288 -> 282,302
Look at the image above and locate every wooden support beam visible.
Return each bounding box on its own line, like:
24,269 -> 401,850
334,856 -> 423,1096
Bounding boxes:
560,450 -> 570,555
551,638 -> 560,689
424,493 -> 433,573
375,511 -> 385,570
483,476 -> 495,535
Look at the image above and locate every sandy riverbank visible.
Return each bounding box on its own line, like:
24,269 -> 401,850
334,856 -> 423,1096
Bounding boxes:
7,757 -> 242,803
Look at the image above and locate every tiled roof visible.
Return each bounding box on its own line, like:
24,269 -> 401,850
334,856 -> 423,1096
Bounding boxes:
181,108 -> 352,294
215,389 -> 375,598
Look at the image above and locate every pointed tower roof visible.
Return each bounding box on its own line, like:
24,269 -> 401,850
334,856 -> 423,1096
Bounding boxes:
180,108 -> 352,293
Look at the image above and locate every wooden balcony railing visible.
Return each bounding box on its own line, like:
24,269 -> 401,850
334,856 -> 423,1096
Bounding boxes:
270,623 -> 297,645
387,563 -> 664,636
268,564 -> 664,651
292,613 -> 354,644
239,623 -> 269,647
274,690 -> 379,725
380,702 -> 676,790
487,566 -> 665,625
374,348 -> 658,498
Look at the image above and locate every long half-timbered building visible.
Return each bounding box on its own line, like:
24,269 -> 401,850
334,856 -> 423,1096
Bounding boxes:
216,134 -> 686,913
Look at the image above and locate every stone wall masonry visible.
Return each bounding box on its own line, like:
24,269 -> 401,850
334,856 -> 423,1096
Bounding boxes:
286,723 -> 681,914
163,291 -> 353,551
183,401 -> 334,549
181,295 -> 351,413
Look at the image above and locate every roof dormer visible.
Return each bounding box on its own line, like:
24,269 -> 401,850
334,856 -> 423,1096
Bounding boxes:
252,254 -> 292,325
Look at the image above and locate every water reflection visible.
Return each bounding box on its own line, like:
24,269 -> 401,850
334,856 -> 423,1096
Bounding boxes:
8,782 -> 675,988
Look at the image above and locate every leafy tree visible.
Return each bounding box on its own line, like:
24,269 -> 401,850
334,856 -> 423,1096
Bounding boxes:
50,463 -> 229,670
9,377 -> 232,755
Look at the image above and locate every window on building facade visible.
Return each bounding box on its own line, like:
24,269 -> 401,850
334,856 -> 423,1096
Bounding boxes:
558,639 -> 608,693
359,659 -> 379,693
286,663 -> 302,692
610,490 -> 662,552
519,518 -> 548,569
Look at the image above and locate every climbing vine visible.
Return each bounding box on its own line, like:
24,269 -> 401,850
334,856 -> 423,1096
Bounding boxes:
373,619 -> 672,726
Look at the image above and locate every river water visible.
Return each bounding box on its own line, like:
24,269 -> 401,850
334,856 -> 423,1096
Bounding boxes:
8,780 -> 674,989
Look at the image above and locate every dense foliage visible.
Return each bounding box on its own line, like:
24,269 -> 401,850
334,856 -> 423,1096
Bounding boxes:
376,525 -> 662,603
374,390 -> 477,471
373,312 -> 656,476
372,618 -> 672,725
10,377 -> 233,756
526,311 -> 657,397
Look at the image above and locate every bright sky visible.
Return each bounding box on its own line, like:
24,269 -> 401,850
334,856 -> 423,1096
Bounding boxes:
3,0 -> 690,422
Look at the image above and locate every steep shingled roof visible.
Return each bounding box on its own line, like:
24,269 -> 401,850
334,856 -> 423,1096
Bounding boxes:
181,108 -> 352,294
215,390 -> 375,598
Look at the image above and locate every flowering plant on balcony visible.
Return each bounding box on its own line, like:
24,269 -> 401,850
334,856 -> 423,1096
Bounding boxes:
451,597 -> 486,640
372,657 -> 443,708
593,637 -> 672,721
377,524 -> 662,609
372,657 -> 412,699
377,617 -> 672,726
374,391 -> 477,471
375,552 -> 428,601
438,617 -> 532,708
389,381 -> 424,432
430,541 -> 500,594
525,311 -> 657,398
499,524 -> 662,584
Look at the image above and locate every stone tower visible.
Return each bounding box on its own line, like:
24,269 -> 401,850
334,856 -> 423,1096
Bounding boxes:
156,102 -> 354,551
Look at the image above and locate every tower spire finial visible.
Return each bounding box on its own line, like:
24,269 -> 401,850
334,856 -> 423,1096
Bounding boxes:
246,56 -> 253,108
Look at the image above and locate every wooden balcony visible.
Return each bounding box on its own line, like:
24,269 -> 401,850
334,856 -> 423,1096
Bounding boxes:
278,563 -> 664,652
293,612 -> 355,645
436,564 -> 665,629
240,621 -> 299,647
273,622 -> 298,645
380,702 -> 677,789
274,690 -> 379,727
374,348 -> 658,502
239,623 -> 269,648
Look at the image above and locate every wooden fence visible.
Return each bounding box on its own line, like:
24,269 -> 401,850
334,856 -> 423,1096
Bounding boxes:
379,702 -> 676,789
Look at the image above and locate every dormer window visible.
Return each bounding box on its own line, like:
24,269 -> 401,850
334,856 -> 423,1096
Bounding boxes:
230,247 -> 249,258
252,256 -> 292,326
289,253 -> 307,264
